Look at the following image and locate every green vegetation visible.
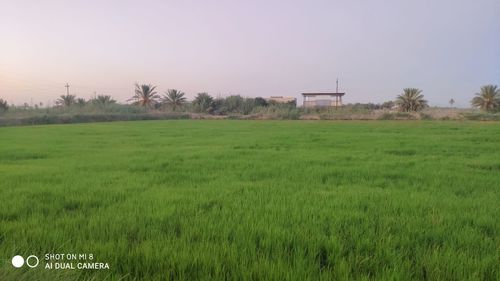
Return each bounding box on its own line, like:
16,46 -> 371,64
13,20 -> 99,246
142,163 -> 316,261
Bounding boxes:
396,88 -> 428,112
2,84 -> 500,125
193,92 -> 215,113
162,89 -> 187,111
0,120 -> 498,280
461,112 -> 500,121
130,84 -> 160,108
0,99 -> 8,113
91,95 -> 117,107
471,85 -> 500,112
56,94 -> 77,107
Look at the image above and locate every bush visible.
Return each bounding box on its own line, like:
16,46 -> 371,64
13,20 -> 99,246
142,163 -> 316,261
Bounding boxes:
224,95 -> 244,112
378,113 -> 396,120
254,97 -> 268,107
462,113 -> 500,121
210,95 -> 259,115
0,98 -> 8,113
278,108 -> 300,120
0,113 -> 190,127
252,104 -> 299,119
419,113 -> 433,120
377,112 -> 417,120
395,112 -> 413,118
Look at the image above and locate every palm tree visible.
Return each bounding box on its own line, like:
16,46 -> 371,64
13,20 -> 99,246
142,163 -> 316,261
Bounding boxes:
56,94 -> 76,107
129,83 -> 160,108
162,89 -> 186,111
471,85 -> 499,112
92,95 -> 117,106
193,93 -> 214,113
76,98 -> 87,107
0,98 -> 8,112
396,88 -> 428,112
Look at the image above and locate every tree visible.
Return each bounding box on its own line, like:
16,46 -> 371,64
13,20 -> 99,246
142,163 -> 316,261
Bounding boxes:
224,95 -> 244,113
129,83 -> 160,108
161,89 -> 186,111
381,101 -> 395,109
0,98 -> 9,113
396,88 -> 428,112
471,85 -> 499,112
76,98 -> 87,107
56,94 -> 76,107
92,95 -> 116,107
193,93 -> 214,113
241,98 -> 256,115
210,97 -> 226,115
254,97 -> 268,107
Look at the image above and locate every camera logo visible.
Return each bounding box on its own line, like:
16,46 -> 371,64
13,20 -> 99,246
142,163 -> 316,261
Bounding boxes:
12,255 -> 39,268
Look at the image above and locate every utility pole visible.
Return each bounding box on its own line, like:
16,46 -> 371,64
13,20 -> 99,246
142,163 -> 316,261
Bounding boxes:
65,83 -> 70,95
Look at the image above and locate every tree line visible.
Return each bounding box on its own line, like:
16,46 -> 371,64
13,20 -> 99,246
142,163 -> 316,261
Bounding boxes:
1,84 -> 499,114
394,85 -> 500,113
128,83 -> 281,114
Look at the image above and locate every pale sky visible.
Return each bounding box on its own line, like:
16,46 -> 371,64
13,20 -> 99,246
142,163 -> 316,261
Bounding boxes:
1,0 -> 499,107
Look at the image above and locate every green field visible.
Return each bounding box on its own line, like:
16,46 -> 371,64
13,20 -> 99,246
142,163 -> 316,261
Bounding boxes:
0,120 -> 498,280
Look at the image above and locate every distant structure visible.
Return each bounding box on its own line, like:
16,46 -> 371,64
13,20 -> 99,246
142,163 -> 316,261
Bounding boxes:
266,96 -> 297,104
65,83 -> 70,95
302,93 -> 345,108
302,78 -> 345,108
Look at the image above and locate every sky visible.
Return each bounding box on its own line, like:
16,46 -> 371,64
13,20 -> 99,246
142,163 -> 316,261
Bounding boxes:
1,0 -> 499,107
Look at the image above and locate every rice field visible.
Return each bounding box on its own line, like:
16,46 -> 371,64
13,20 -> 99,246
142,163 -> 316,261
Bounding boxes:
0,120 -> 498,280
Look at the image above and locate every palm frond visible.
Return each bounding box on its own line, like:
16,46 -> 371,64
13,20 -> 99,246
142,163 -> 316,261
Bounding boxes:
162,89 -> 186,111
56,94 -> 77,107
395,88 -> 427,112
471,85 -> 499,112
130,83 -> 160,108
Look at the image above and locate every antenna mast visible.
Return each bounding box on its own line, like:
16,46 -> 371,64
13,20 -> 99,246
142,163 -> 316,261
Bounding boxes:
65,83 -> 70,95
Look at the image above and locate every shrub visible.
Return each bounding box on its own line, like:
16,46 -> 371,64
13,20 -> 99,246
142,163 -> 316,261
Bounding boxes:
209,96 -> 261,115
224,95 -> 244,112
277,108 -> 299,120
0,98 -> 8,113
381,101 -> 395,109
419,113 -> 433,120
241,98 -> 256,115
254,97 -> 268,107
252,104 -> 299,119
0,112 -> 190,127
378,113 -> 395,120
462,112 -> 500,121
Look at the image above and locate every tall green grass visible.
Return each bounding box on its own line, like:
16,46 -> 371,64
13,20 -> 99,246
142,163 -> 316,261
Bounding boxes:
0,121 -> 498,280
0,104 -> 191,126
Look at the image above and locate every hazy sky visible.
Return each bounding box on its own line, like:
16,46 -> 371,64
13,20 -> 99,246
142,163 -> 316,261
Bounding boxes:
1,0 -> 499,107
